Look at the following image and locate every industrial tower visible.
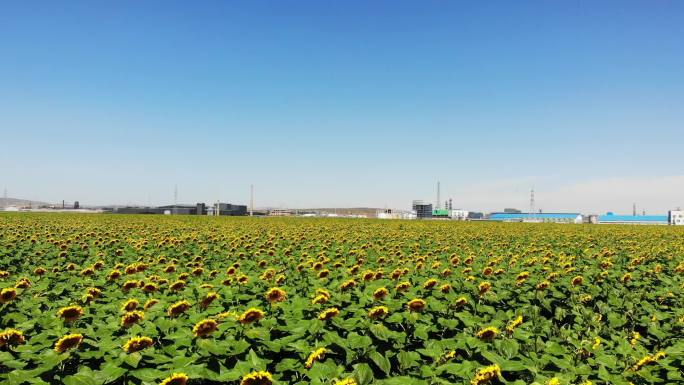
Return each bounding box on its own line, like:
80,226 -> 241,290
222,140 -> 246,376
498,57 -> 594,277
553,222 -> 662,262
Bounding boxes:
529,188 -> 536,222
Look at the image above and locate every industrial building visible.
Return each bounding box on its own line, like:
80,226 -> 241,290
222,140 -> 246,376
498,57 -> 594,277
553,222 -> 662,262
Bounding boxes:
377,209 -> 415,219
412,200 -> 433,219
214,203 -> 247,216
488,213 -> 583,223
432,209 -> 469,220
669,210 -> 684,225
113,202 -> 246,216
597,213 -> 668,225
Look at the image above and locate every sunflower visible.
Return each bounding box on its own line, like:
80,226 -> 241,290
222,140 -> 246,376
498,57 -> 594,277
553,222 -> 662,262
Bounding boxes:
122,280 -> 141,291
571,276 -> 584,286
305,347 -> 328,368
121,299 -> 139,312
395,281 -> 411,292
470,364 -> 501,385
121,311 -> 144,327
335,378 -> 358,385
107,269 -> 122,281
373,287 -> 389,300
144,299 -> 159,309
87,287 -> 102,298
311,294 -> 328,304
0,288 -> 17,303
54,333 -> 83,353
265,288 -> 286,303
476,326 -> 499,341
318,307 -> 340,321
217,311 -> 237,320
160,373 -> 189,385
440,284 -> 452,293
0,328 -> 25,348
57,305 -> 84,322
167,300 -> 191,317
516,271 -> 530,285
506,315 -> 523,333
193,319 -> 219,337
238,308 -> 265,324
237,274 -> 249,284
123,336 -> 154,353
340,279 -> 356,291
315,288 -> 331,299
454,296 -> 468,307
201,292 -> 221,308
240,371 -> 273,385
368,306 -> 389,319
406,298 -> 427,312
546,378 -> 561,385
143,283 -> 158,293
169,281 -> 186,291
478,281 -> 491,295
536,281 -> 550,290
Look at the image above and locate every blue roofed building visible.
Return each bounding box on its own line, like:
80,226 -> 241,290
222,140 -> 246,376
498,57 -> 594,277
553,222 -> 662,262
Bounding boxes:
597,213 -> 668,225
488,212 -> 582,223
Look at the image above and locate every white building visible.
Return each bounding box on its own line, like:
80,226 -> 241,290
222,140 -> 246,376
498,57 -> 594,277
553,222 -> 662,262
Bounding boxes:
449,209 -> 469,220
669,210 -> 684,225
377,209 -> 417,220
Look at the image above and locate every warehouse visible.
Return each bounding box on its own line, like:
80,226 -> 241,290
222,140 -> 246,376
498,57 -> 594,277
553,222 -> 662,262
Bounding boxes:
597,213 -> 668,225
488,213 -> 582,223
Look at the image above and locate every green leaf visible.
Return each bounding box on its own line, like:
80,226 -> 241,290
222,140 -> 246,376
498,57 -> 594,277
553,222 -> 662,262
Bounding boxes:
131,368 -> 164,382
397,351 -> 419,370
353,363 -> 374,385
369,351 -> 391,375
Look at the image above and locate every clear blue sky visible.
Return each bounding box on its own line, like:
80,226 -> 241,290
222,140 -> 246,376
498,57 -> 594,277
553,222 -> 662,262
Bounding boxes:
1,1 -> 683,213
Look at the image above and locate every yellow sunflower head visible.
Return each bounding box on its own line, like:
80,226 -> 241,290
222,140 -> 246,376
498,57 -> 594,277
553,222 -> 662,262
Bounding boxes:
193,319 -> 219,338
57,305 -> 84,322
54,333 -> 83,353
238,308 -> 265,325
240,371 -> 273,385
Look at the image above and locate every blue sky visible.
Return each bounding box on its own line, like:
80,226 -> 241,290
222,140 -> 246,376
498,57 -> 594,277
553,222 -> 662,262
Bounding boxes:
1,1 -> 683,213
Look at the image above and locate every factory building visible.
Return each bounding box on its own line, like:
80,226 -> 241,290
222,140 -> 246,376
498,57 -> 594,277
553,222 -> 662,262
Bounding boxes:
431,209 -> 469,220
113,202 -> 246,216
597,213 -> 668,225
669,210 -> 684,225
214,202 -> 247,216
113,207 -> 164,214
412,200 -> 433,219
158,205 -> 199,215
488,213 -> 582,223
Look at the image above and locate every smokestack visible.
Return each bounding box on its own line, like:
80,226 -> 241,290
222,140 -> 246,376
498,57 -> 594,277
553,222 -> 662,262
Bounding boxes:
436,181 -> 441,210
250,185 -> 254,217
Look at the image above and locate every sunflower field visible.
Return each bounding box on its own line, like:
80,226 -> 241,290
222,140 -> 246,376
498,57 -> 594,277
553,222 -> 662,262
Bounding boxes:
0,213 -> 683,385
